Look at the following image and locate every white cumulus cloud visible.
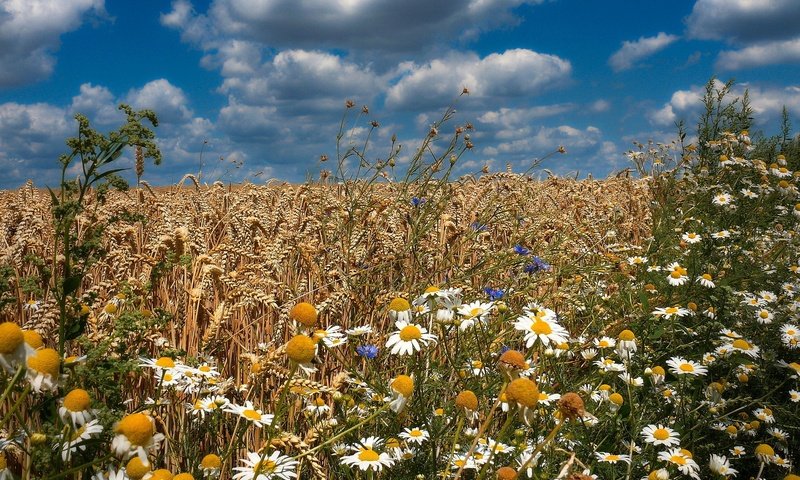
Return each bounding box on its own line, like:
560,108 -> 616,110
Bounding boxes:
608,32 -> 679,72
386,49 -> 572,110
0,0 -> 106,87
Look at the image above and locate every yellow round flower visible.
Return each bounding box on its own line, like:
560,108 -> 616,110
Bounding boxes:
0,322 -> 24,354
285,335 -> 316,363
496,466 -> 518,479
63,388 -> 91,412
116,413 -> 155,446
150,469 -> 174,480
174,473 -> 194,480
505,378 -> 539,408
388,298 -> 411,311
391,374 -> 414,398
455,390 -> 478,411
618,330 -> 635,341
290,302 -> 318,327
609,392 -> 624,406
22,330 -> 43,349
27,348 -> 60,376
126,457 -> 152,480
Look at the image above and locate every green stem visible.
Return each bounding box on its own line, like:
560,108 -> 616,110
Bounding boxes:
1,384 -> 31,429
295,403 -> 391,461
0,364 -> 26,405
42,452 -> 114,480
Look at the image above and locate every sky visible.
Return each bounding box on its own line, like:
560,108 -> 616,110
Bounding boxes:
2,0 -> 800,189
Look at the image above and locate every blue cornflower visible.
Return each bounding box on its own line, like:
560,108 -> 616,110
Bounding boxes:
514,245 -> 530,255
356,344 -> 379,359
410,197 -> 426,207
483,287 -> 505,300
524,256 -> 551,274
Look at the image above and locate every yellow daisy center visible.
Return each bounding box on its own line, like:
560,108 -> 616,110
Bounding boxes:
505,378 -> 539,408
285,335 -> 316,363
651,366 -> 665,375
609,393 -> 624,405
126,457 -> 151,480
116,413 -> 154,446
399,325 -> 422,341
391,375 -> 414,397
732,339 -> 751,350
665,307 -> 678,314
243,409 -> 262,421
358,449 -> 380,462
606,455 -> 620,461
150,469 -> 174,480
201,454 -> 221,469
173,474 -> 194,480
289,302 -> 318,327
410,429 -> 423,437
670,455 -> 686,466
755,444 -> 774,456
531,319 -> 552,335
618,330 -> 635,341
679,363 -> 695,372
424,286 -> 440,293
0,322 -> 24,354
653,428 -> 670,441
155,357 -> 175,368
759,311 -> 770,319
388,298 -> 411,311
27,348 -> 60,376
22,330 -> 43,349
471,360 -> 483,369
63,388 -> 91,412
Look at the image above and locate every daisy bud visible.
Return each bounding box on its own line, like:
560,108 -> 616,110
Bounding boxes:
558,392 -> 586,420
126,457 -> 152,480
496,466 -> 518,479
290,302 -> 318,328
285,335 -> 316,364
455,390 -> 478,413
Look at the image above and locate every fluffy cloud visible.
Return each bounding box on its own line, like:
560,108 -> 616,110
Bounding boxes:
125,79 -> 193,124
716,37 -> 800,70
166,0 -> 545,55
217,49 -> 385,111
608,32 -> 679,72
386,49 -> 572,110
649,80 -> 800,128
686,0 -> 800,44
0,0 -> 105,87
478,104 -> 574,127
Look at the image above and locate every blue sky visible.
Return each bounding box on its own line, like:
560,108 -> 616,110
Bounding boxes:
2,0 -> 800,188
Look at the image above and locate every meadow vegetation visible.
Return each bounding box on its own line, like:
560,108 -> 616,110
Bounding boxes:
0,79 -> 798,479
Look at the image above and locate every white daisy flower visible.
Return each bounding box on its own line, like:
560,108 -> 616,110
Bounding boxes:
658,448 -> 699,478
341,437 -> 395,472
57,419 -> 104,461
709,454 -> 737,477
514,311 -> 569,348
399,427 -> 429,445
384,320 -> 437,356
223,401 -> 274,428
652,306 -> 690,319
641,424 -> 680,447
594,452 -> 631,464
666,357 -> 708,376
346,325 -> 373,336
456,300 -> 493,330
682,232 -> 702,244
712,193 -> 733,206
698,273 -> 716,288
233,450 -> 298,480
